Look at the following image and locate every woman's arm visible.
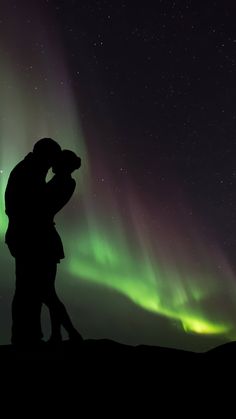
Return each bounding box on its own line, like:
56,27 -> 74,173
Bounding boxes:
46,175 -> 76,216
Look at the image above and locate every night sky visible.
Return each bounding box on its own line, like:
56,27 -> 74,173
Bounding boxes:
1,0 -> 236,351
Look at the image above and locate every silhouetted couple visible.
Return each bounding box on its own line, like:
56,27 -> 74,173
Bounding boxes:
5,138 -> 83,345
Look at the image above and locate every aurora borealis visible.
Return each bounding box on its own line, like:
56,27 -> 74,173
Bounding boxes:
1,1 -> 236,351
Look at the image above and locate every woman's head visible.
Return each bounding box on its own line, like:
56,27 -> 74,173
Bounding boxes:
52,149 -> 81,174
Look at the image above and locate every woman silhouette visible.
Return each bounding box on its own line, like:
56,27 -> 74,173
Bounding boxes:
43,149 -> 83,344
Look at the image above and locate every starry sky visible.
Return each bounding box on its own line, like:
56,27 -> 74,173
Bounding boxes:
1,0 -> 236,351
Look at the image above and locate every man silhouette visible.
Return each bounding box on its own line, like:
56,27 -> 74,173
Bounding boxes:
5,138 -> 62,345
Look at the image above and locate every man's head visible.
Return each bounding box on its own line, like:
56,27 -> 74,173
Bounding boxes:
52,149 -> 81,175
33,138 -> 61,169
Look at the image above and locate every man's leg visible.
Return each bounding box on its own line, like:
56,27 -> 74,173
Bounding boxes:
12,257 -> 43,344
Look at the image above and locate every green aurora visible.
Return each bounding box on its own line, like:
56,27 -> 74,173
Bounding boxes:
1,1 -> 236,349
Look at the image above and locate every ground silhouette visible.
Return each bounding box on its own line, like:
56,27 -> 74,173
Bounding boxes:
0,338 -> 233,361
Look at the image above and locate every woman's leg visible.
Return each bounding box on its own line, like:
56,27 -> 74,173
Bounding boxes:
43,261 -> 82,342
